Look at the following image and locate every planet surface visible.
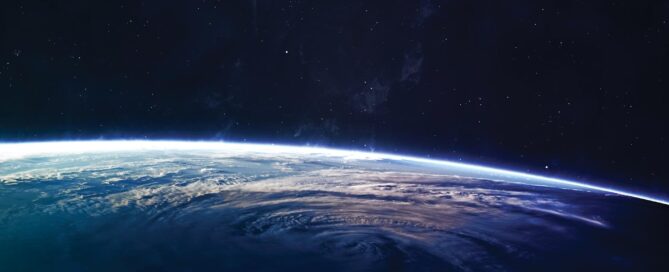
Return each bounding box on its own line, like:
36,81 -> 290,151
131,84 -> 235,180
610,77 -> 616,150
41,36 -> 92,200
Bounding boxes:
1,141 -> 667,271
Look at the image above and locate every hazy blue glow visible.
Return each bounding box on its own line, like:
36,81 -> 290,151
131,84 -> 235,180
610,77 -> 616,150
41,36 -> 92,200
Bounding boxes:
1,140 -> 667,206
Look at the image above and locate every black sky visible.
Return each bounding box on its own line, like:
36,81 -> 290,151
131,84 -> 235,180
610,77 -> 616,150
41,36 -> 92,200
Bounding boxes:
1,0 -> 668,195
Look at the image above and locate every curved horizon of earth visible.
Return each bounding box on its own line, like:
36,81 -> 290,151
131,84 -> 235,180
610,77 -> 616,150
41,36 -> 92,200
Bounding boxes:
1,141 -> 667,271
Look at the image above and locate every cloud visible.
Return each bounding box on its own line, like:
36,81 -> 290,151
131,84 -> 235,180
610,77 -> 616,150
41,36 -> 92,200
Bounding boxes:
352,78 -> 390,114
400,44 -> 424,83
415,0 -> 436,27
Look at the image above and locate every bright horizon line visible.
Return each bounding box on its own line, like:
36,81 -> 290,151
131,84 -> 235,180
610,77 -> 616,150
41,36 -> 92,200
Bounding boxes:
1,139 -> 668,206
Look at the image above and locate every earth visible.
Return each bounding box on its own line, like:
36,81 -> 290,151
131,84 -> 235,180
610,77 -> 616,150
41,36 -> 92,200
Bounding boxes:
1,141 -> 667,271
